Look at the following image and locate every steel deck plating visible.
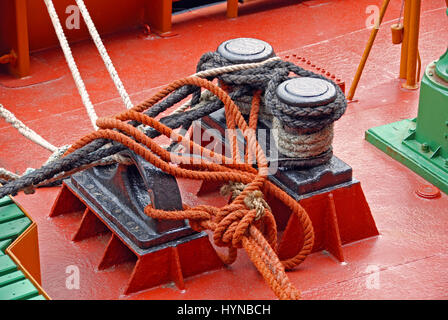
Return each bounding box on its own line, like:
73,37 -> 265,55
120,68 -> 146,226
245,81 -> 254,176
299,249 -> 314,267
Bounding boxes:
0,0 -> 447,300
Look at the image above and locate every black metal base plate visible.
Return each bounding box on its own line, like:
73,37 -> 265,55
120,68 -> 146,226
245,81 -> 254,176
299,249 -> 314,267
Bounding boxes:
67,155 -> 197,252
201,109 -> 333,168
199,109 -> 353,198
65,177 -> 205,256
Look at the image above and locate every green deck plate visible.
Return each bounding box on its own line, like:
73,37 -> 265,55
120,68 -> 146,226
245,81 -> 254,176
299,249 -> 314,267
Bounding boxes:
0,198 -> 43,300
0,217 -> 31,241
0,270 -> 25,288
0,197 -> 13,207
0,255 -> 17,276
0,279 -> 39,300
27,295 -> 46,300
366,118 -> 448,195
0,239 -> 12,253
0,204 -> 25,224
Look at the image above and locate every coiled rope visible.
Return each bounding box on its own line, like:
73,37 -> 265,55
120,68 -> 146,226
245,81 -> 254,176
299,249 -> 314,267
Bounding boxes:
194,52 -> 287,118
193,52 -> 346,163
63,76 -> 314,300
265,73 -> 346,131
0,53 -> 349,298
2,0 -> 277,190
0,53 -> 346,197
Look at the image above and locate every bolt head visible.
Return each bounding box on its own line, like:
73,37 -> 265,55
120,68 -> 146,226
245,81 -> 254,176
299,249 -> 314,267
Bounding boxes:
416,184 -> 441,199
421,143 -> 430,152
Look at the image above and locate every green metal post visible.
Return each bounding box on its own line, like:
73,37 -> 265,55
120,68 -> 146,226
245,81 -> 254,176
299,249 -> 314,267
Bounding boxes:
365,9 -> 448,194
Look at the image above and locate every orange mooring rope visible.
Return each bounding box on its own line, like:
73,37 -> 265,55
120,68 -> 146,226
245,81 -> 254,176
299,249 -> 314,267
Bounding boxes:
65,76 -> 315,300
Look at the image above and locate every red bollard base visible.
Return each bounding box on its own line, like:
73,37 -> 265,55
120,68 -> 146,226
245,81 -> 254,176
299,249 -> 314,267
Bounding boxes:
197,179 -> 378,263
275,180 -> 378,263
49,183 -> 224,295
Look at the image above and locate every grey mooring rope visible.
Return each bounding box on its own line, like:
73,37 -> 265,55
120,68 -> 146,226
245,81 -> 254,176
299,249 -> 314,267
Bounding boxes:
194,52 -> 288,118
0,52 -> 347,198
264,62 -> 346,159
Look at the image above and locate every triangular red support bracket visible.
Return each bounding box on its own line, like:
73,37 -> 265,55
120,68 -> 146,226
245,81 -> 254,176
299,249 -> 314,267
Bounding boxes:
324,193 -> 344,262
276,192 -> 345,262
169,247 -> 185,291
98,234 -> 137,271
124,234 -> 223,295
72,208 -> 109,242
49,184 -> 85,217
277,181 -> 378,263
49,181 -> 225,295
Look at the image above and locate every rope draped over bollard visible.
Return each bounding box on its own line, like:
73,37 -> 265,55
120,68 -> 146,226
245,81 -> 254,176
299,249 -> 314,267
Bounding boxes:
0,3 -> 349,298
0,50 -> 349,298
0,53 -> 346,198
63,76 -> 315,300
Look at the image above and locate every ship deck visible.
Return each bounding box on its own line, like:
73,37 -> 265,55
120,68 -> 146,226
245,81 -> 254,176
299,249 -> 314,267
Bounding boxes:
0,0 -> 447,300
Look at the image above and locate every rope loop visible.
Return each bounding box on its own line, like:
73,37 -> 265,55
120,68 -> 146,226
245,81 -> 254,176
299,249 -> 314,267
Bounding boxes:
60,76 -> 314,299
0,57 -> 326,300
264,62 -> 347,132
244,190 -> 270,221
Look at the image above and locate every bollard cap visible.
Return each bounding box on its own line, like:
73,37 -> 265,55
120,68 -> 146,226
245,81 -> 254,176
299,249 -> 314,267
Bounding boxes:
276,77 -> 337,107
217,38 -> 275,63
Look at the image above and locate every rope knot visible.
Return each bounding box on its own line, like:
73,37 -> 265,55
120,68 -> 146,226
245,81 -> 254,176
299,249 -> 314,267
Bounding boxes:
243,190 -> 270,221
211,192 -> 270,252
220,182 -> 271,221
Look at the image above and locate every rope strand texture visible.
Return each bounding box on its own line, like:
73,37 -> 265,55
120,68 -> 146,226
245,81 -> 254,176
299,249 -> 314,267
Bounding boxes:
0,104 -> 58,152
265,66 -> 347,132
65,76 -> 314,300
43,0 -> 98,129
0,54 -> 346,196
74,0 -> 133,110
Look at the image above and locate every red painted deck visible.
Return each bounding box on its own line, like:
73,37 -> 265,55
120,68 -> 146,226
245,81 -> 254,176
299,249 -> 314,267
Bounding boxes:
1,0 -> 448,300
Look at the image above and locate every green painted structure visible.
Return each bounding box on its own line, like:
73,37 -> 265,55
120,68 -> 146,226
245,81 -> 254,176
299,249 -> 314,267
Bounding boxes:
0,196 -> 46,300
366,12 -> 448,194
